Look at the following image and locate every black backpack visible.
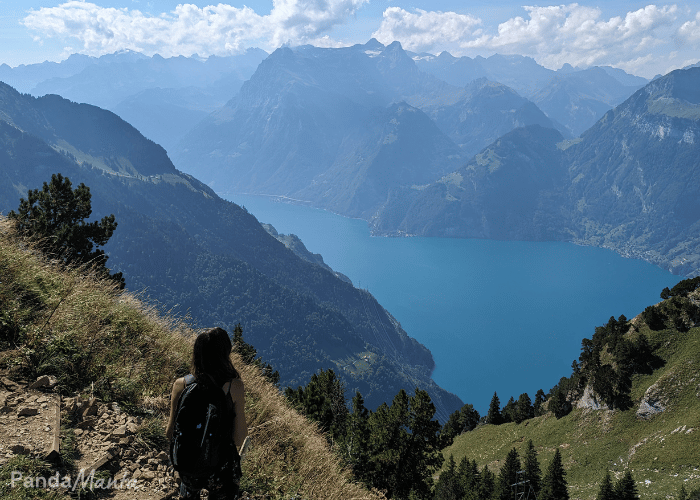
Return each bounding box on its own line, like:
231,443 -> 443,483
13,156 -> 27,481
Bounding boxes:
169,374 -> 231,478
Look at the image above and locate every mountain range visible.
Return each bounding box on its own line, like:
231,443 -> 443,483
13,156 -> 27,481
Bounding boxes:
1,49 -> 268,154
0,81 -> 462,421
372,67 -> 700,277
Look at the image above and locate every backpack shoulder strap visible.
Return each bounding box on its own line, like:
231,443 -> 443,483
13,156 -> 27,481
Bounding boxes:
184,374 -> 196,386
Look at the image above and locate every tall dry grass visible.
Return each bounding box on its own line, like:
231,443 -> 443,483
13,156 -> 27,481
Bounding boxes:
0,215 -> 383,499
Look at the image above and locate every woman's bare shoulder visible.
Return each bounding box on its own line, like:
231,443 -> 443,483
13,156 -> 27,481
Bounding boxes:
229,377 -> 245,397
172,377 -> 186,393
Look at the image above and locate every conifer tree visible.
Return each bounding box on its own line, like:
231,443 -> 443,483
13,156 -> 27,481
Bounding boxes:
596,471 -> 615,500
478,465 -> 496,500
434,455 -> 461,500
516,393 -> 534,423
502,396 -> 517,423
534,389 -> 547,416
540,449 -> 569,500
523,440 -> 542,496
284,368 -> 347,441
497,448 -> 521,500
9,173 -> 124,287
367,388 -> 443,499
341,391 -> 371,482
457,457 -> 478,494
614,470 -> 639,500
487,392 -> 503,425
678,484 -> 688,500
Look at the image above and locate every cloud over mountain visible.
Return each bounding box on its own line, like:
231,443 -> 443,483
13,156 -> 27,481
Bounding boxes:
22,0 -> 367,57
373,4 -> 682,76
19,1 -> 700,78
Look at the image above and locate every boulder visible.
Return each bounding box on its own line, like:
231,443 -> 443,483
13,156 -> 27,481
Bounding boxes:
576,385 -> 608,410
637,382 -> 667,419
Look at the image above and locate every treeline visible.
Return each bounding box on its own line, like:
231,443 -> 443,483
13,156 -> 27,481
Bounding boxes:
285,369 -> 442,499
435,443 -> 567,500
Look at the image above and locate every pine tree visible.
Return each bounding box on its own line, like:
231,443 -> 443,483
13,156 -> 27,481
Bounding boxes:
284,369 -> 347,441
434,455 -> 461,500
596,471 -> 615,500
9,173 -> 123,287
540,449 -> 569,500
478,465 -> 496,500
534,389 -> 547,416
516,393 -> 534,423
678,484 -> 688,500
457,457 -> 478,495
523,440 -> 542,496
367,388 -> 443,499
497,448 -> 521,500
404,389 -> 444,499
487,392 -> 503,425
614,470 -> 639,500
502,396 -> 517,423
341,391 -> 371,483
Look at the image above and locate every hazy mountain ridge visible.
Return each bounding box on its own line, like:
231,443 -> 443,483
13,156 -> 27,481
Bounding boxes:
413,50 -> 647,137
1,49 -> 268,154
172,41 -> 576,218
0,81 -> 462,420
370,124 -> 569,240
372,67 -> 700,277
173,42 -> 469,218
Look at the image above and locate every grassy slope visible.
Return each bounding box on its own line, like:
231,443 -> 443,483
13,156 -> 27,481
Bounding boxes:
443,313 -> 700,499
0,216 -> 381,500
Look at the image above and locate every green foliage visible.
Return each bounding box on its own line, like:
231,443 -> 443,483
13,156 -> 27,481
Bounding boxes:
496,448 -> 521,500
285,368 -> 348,443
549,386 -> 571,419
487,392 -> 503,425
502,396 -> 517,424
515,393 -> 534,424
0,456 -> 64,500
596,471 -> 615,500
523,440 -> 542,496
534,389 -> 547,416
614,470 -> 639,500
134,416 -> 168,451
433,455 -> 462,500
8,173 -> 124,288
439,403 -> 480,447
539,449 -> 569,500
287,378 -> 444,499
366,388 -> 443,499
232,323 -> 280,386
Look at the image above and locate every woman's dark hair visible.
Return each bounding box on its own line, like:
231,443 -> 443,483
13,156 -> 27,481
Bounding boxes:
192,327 -> 240,386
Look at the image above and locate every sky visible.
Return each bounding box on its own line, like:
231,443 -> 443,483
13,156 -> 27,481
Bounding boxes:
2,0 -> 700,78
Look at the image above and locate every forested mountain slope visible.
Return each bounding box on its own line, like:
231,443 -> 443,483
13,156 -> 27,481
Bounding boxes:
0,82 -> 462,420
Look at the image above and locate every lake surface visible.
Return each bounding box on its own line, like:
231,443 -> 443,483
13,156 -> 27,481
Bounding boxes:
224,193 -> 681,414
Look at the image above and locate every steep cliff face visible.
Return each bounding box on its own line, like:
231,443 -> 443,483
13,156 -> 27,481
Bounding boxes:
565,67 -> 700,275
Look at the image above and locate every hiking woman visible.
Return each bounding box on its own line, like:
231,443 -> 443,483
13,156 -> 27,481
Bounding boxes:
166,327 -> 247,499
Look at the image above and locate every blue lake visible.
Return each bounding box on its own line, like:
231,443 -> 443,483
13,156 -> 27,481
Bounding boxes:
225,193 -> 681,414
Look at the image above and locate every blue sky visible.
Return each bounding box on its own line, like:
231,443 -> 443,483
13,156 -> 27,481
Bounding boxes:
2,0 -> 700,78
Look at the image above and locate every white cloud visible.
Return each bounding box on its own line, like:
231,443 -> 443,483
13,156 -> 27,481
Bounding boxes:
372,7 -> 482,53
373,3 -> 680,72
22,0 -> 367,58
678,11 -> 700,42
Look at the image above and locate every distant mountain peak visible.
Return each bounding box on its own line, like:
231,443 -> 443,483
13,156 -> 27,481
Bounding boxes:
364,38 -> 385,51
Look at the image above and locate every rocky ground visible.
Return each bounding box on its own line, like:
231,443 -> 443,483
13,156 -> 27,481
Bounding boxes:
0,374 -> 268,499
